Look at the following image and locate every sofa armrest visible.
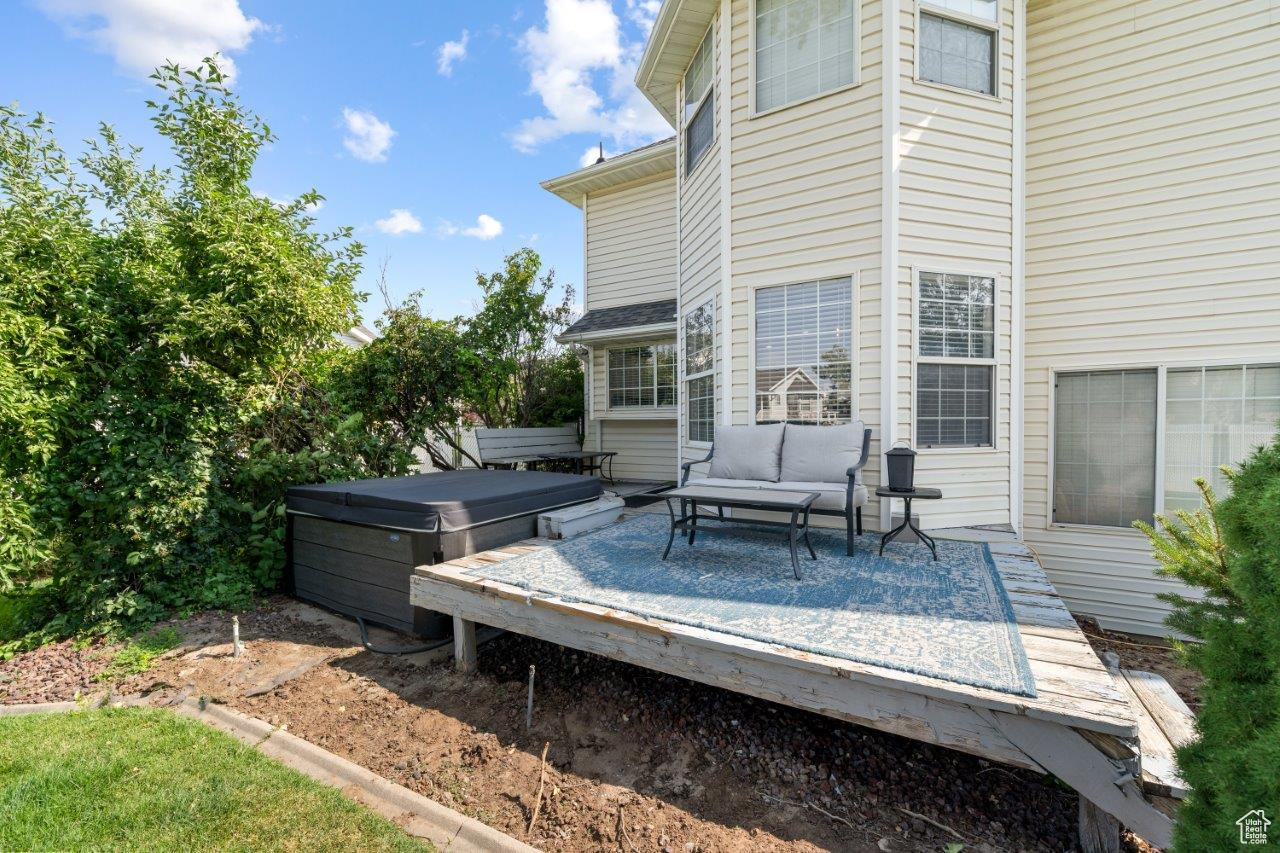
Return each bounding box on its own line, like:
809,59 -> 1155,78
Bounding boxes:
680,449 -> 714,486
845,428 -> 872,480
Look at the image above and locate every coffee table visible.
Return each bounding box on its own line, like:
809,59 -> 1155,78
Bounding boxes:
661,485 -> 820,579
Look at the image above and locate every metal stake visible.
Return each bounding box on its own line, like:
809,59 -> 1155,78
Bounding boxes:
526,665 -> 536,730
232,615 -> 243,658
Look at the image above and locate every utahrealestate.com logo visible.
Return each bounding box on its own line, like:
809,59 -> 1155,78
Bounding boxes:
1236,810 -> 1271,845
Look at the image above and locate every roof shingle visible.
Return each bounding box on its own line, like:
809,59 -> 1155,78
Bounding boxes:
560,298 -> 677,339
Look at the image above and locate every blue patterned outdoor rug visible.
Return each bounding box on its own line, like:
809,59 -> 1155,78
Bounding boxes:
464,514 -> 1035,697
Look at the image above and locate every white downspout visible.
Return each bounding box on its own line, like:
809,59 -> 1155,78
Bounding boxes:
1011,0 -> 1027,536
879,0 -> 902,532
718,0 -> 733,428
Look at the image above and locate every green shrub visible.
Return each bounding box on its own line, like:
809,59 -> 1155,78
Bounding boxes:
1136,437 -> 1280,851
0,60 -> 411,643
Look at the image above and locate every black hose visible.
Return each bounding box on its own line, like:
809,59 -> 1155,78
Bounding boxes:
354,615 -> 454,655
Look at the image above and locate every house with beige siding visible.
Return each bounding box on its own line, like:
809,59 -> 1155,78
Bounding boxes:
541,0 -> 1280,636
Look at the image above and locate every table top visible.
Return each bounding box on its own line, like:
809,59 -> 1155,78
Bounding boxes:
874,486 -> 942,499
666,485 -> 819,510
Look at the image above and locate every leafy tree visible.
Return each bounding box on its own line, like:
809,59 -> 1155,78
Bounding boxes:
1135,440 -> 1280,851
0,60 -> 400,642
341,250 -> 584,470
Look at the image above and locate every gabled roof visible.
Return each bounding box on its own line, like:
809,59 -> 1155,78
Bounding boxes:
634,0 -> 718,126
558,298 -> 677,342
540,137 -> 676,207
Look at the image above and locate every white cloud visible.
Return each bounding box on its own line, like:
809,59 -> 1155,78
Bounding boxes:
375,209 -> 422,236
436,30 -> 470,76
35,0 -> 263,80
512,0 -> 669,154
341,108 -> 395,163
625,0 -> 662,34
438,214 -> 504,241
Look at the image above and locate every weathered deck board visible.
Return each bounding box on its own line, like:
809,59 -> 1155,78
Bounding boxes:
409,533 -> 1171,847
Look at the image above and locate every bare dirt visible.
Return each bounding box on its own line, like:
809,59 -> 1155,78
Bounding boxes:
1077,617 -> 1202,712
5,600 -> 1200,852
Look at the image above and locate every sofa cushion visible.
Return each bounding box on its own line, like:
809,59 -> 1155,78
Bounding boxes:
775,481 -> 869,512
707,423 -> 785,481
780,422 -> 867,484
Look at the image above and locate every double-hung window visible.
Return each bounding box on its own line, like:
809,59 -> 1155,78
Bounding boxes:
915,271 -> 995,447
684,302 -> 716,442
684,27 -> 715,174
1052,363 -> 1280,528
755,0 -> 858,114
918,0 -> 998,96
607,344 -> 677,409
754,278 -> 853,425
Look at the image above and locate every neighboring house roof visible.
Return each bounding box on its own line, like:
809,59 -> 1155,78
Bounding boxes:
766,367 -> 834,395
558,298 -> 677,342
337,324 -> 377,349
635,0 -> 718,126
540,137 -> 676,207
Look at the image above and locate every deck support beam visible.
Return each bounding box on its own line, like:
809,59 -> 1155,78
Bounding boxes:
453,615 -> 477,673
1079,797 -> 1122,853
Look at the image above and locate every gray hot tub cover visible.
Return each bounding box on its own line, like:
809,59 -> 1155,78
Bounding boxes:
285,469 -> 602,533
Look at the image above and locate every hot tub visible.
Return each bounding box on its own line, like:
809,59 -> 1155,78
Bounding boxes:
285,469 -> 602,637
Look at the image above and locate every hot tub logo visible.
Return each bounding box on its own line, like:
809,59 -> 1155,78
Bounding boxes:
1237,810 -> 1270,845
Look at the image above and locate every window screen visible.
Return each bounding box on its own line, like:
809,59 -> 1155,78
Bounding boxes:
919,11 -> 995,95
608,344 -> 677,409
755,278 -> 852,425
685,27 -> 713,119
684,302 -> 716,442
686,93 -> 714,174
1053,370 -> 1157,527
917,364 -> 992,447
918,272 -> 994,358
755,0 -> 857,113
1164,364 -> 1280,511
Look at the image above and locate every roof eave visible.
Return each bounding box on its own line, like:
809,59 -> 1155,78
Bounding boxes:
635,0 -> 718,128
539,138 -> 677,207
557,320 -> 677,344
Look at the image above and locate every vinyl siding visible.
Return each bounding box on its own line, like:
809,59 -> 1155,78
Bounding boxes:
896,0 -> 1016,529
585,418 -> 679,483
584,175 -> 678,311
724,0 -> 888,521
1024,0 -> 1280,635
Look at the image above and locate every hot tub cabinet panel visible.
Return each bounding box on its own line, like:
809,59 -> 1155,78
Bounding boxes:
285,470 -> 602,637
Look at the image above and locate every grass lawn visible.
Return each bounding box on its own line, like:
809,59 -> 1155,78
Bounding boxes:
0,707 -> 431,851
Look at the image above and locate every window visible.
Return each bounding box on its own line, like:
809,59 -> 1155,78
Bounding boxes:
684,28 -> 715,174
754,0 -> 857,114
918,1 -> 997,96
755,278 -> 852,425
1053,370 -> 1158,528
1164,364 -> 1280,511
915,271 -> 995,447
608,344 -> 677,409
684,301 -> 715,442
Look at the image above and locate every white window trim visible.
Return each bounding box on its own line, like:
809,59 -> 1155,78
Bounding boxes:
747,273 -> 859,427
605,341 -> 678,413
748,0 -> 863,119
913,1 -> 1003,102
683,299 -> 717,446
1046,355 -> 1280,532
682,21 -> 717,176
911,266 -> 1000,453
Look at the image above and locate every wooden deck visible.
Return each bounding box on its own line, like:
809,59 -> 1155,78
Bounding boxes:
409,530 -> 1174,849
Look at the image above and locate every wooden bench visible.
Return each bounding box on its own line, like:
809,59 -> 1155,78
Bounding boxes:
474,425 -> 616,480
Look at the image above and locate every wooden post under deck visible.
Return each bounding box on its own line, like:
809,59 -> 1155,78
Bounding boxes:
453,615 -> 477,673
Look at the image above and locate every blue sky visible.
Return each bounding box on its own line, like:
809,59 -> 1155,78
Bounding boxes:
2,0 -> 670,325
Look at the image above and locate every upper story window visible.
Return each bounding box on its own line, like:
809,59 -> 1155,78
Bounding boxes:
755,278 -> 853,425
684,301 -> 715,442
684,27 -> 715,174
608,344 -> 677,409
754,0 -> 857,114
918,0 -> 998,96
915,271 -> 996,448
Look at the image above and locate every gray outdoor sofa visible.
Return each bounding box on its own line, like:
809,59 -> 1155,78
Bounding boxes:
680,422 -> 872,555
